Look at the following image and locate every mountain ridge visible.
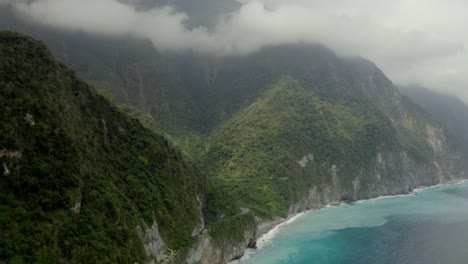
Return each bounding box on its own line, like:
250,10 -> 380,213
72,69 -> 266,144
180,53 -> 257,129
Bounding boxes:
400,85 -> 468,154
1,15 -> 467,263
0,30 -> 252,263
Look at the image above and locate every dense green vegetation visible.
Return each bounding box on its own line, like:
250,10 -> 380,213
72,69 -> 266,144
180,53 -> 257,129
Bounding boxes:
0,31 -> 242,263
0,14 -> 462,261
0,14 -> 447,221
204,76 -> 399,217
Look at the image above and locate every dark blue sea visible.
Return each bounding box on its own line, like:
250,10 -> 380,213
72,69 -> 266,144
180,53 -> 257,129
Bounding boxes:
239,181 -> 468,264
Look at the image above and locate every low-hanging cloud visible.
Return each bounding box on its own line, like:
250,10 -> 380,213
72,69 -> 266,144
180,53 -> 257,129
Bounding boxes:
2,0 -> 468,101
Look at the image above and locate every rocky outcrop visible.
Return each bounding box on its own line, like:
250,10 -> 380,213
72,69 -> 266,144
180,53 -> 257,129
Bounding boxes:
181,55 -> 466,264
1,149 -> 21,176
136,222 -> 172,264
290,149 -> 463,216
191,195 -> 206,237
186,226 -> 256,264
198,148 -> 463,264
297,153 -> 314,168
186,113 -> 465,264
186,232 -> 211,264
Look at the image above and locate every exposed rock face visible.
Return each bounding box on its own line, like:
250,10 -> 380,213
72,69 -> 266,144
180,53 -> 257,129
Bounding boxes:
1,149 -> 21,176
290,150 -> 463,216
399,85 -> 468,155
190,148 -> 464,264
297,153 -> 314,168
191,195 -> 206,237
136,222 -> 170,263
186,226 -> 256,264
425,124 -> 447,157
72,201 -> 81,214
185,59 -> 466,264
246,238 -> 257,249
186,232 -> 211,264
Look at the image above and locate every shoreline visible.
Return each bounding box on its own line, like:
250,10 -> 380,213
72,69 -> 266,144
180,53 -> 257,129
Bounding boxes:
233,179 -> 466,263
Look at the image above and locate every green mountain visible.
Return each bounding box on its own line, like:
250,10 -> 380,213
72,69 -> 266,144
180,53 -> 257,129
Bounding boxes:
0,31 -> 250,264
400,85 -> 468,153
1,12 -> 463,211
1,9 -> 467,263
201,55 -> 463,218
205,76 -> 399,217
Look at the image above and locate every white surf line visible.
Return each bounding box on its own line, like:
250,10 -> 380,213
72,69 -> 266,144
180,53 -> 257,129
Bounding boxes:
233,179 -> 467,263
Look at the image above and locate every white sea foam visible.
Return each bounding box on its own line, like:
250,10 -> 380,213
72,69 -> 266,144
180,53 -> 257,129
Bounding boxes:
231,212 -> 308,263
355,193 -> 409,204
235,180 -> 467,263
256,212 -> 306,249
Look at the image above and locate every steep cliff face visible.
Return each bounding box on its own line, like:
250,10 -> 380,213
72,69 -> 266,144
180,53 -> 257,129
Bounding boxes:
193,73 -> 464,263
185,225 -> 256,264
2,16 -> 467,263
190,54 -> 464,264
0,31 -> 244,264
400,85 -> 468,156
270,70 -> 465,261
188,149 -> 463,264
204,76 -> 400,217
291,150 -> 463,216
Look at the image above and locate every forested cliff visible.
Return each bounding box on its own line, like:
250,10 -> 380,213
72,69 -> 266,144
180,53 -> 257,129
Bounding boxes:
0,6 -> 467,263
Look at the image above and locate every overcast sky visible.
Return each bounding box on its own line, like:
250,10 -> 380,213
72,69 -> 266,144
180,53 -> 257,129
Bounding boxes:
1,0 -> 468,101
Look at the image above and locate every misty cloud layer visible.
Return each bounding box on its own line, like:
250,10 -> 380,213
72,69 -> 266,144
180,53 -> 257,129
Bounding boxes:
1,0 -> 468,101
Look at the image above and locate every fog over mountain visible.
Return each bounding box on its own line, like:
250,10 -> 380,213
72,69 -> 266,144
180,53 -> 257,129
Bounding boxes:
3,2 -> 468,263
1,0 -> 467,101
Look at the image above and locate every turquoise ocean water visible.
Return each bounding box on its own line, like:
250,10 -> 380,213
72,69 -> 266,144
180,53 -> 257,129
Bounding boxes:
239,181 -> 468,264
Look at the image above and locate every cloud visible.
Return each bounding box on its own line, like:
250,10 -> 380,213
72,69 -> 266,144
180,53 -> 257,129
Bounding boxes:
2,0 -> 468,101
2,0 -> 215,52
